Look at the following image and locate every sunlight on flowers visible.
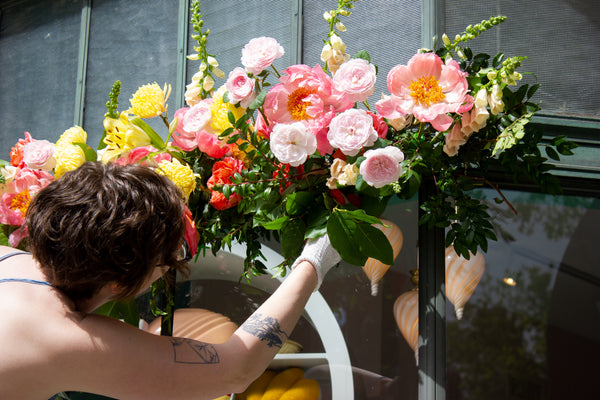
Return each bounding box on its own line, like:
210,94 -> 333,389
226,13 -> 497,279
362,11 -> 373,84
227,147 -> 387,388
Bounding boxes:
128,82 -> 171,118
156,159 -> 197,200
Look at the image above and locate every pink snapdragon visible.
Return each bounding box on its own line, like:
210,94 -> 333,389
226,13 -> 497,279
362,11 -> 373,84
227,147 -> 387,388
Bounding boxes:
241,37 -> 285,75
327,109 -> 378,156
333,58 -> 377,103
270,122 -> 317,167
22,140 -> 56,171
226,67 -> 257,108
359,146 -> 405,188
376,53 -> 470,132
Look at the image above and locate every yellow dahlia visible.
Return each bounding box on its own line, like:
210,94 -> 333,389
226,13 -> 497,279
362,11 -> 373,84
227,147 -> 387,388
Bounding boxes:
102,112 -> 151,163
209,85 -> 245,133
128,82 -> 171,118
156,159 -> 196,200
54,126 -> 87,178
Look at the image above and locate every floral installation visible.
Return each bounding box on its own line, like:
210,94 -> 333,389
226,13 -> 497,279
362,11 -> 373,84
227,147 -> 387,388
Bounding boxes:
1,0 -> 577,287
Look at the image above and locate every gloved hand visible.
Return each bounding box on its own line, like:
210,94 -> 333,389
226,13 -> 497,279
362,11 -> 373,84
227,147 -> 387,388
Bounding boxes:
292,234 -> 341,291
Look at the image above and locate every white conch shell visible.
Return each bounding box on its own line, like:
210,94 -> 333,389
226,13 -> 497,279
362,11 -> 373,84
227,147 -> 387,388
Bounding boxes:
362,219 -> 403,295
393,289 -> 419,364
445,245 -> 485,319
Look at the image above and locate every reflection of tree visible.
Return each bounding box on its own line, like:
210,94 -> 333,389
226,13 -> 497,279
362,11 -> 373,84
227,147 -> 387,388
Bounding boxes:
471,189 -> 590,243
446,266 -> 552,400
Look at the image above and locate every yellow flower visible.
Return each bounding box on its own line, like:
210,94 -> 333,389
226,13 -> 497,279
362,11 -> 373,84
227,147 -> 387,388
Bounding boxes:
209,85 -> 245,133
102,112 -> 151,163
54,126 -> 87,178
128,82 -> 171,118
156,159 -> 196,200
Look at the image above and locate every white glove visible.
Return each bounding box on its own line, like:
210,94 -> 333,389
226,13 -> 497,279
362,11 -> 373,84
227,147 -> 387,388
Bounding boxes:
292,234 -> 341,291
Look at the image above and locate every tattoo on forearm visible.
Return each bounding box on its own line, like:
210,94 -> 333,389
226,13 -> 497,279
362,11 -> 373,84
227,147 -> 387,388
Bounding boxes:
241,313 -> 289,348
170,337 -> 220,364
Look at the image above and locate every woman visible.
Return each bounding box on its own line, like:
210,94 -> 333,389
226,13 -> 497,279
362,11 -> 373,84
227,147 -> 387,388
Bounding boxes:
0,162 -> 340,399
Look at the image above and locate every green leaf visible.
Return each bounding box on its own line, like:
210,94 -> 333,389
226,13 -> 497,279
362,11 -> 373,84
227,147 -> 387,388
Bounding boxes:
95,299 -> 140,326
545,146 -> 560,161
281,219 -> 306,260
249,88 -> 268,110
355,223 -> 393,264
72,142 -> 97,162
260,215 -> 289,230
130,117 -> 165,150
327,211 -> 367,266
285,191 -> 314,216
353,50 -> 371,62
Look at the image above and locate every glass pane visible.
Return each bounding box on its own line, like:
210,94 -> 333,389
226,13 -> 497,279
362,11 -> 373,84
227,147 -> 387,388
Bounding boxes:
84,0 -> 179,148
0,0 -> 81,151
303,0 -> 422,106
444,0 -> 600,121
187,0 -> 296,87
446,189 -> 600,399
319,198 -> 420,399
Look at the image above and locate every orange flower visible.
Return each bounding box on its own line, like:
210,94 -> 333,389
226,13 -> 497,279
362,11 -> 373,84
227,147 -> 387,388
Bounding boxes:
10,132 -> 34,168
207,157 -> 244,210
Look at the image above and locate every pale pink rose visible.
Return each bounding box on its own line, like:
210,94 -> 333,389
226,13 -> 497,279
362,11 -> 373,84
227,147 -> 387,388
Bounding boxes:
22,140 -> 56,171
183,99 -> 213,133
443,124 -> 467,157
377,53 -> 470,132
197,131 -> 230,159
172,107 -> 199,151
270,122 -> 317,167
114,145 -> 171,166
333,58 -> 377,103
327,109 -> 378,156
226,67 -> 256,108
359,146 -> 405,188
241,37 -> 285,75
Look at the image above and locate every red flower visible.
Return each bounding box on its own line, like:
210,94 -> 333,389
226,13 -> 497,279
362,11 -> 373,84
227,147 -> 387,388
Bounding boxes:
207,157 -> 244,210
367,111 -> 389,139
182,206 -> 200,257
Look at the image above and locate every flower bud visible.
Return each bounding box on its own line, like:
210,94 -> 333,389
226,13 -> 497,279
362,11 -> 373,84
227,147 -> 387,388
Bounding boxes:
202,75 -> 214,91
335,22 -> 346,32
207,56 -> 219,67
442,33 -> 451,46
186,53 -> 200,61
323,11 -> 331,21
212,67 -> 225,79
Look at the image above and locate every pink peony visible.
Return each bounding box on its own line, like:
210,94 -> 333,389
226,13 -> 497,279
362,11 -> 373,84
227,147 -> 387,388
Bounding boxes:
306,109 -> 336,155
327,108 -> 378,156
241,37 -> 285,75
359,146 -> 405,188
376,53 -> 470,132
0,167 -> 53,226
196,131 -> 230,159
226,67 -> 257,108
114,145 -> 171,166
11,167 -> 53,194
333,58 -> 377,103
22,140 -> 56,171
270,122 -> 317,167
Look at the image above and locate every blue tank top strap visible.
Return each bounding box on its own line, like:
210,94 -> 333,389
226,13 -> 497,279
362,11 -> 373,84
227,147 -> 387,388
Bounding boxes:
0,251 -> 31,262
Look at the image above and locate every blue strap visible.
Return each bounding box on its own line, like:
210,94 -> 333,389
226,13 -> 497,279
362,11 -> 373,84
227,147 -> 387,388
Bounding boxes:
0,251 -> 31,262
0,278 -> 52,286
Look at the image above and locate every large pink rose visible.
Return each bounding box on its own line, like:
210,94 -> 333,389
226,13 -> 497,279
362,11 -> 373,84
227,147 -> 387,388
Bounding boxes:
196,131 -> 230,159
327,108 -> 378,156
22,140 -> 56,171
333,58 -> 377,103
241,37 -> 285,75
226,67 -> 256,108
359,146 -> 405,188
270,122 -> 317,167
172,107 -> 199,151
183,99 -> 213,133
376,53 -> 470,132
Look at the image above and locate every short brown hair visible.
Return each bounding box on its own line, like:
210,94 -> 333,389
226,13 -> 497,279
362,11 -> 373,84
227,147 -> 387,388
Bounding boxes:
26,162 -> 187,302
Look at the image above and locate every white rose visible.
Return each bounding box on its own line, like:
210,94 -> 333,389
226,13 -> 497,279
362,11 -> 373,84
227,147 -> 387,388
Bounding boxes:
270,122 -> 317,167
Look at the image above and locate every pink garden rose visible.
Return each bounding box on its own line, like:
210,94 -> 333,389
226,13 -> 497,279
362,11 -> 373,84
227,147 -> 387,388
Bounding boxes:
183,99 -> 213,133
171,107 -> 199,151
359,146 -> 405,188
226,67 -> 257,108
327,108 -> 378,156
270,122 -> 317,167
376,53 -> 470,132
333,58 -> 377,103
114,145 -> 171,166
241,37 -> 285,75
22,140 -> 56,171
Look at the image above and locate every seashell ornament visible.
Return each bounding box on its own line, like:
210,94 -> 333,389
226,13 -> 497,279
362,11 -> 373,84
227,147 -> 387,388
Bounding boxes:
393,269 -> 419,364
445,245 -> 485,319
362,219 -> 403,295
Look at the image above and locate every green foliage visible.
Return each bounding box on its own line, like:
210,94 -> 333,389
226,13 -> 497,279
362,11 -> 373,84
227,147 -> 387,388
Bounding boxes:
95,299 -> 140,327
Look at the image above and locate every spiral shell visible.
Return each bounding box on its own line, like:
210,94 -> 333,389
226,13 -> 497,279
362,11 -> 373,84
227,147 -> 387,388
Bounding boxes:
445,245 -> 486,319
393,289 -> 419,363
362,219 -> 403,295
